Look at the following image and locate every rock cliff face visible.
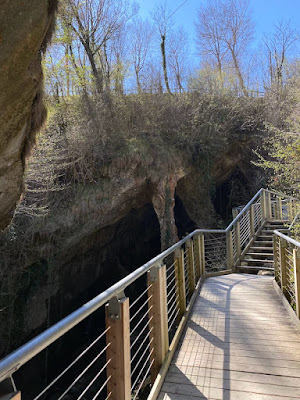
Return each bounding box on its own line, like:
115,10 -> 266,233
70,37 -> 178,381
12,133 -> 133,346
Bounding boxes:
0,2 -> 264,359
0,131 -> 261,358
0,0 -> 57,230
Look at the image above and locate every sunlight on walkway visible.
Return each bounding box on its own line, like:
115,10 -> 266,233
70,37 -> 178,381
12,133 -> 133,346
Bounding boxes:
159,274 -> 300,400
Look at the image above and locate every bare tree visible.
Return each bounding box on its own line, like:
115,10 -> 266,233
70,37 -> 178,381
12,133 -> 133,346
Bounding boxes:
110,25 -> 129,94
60,0 -> 136,94
195,0 -> 254,96
195,0 -> 228,76
168,27 -> 189,92
152,2 -> 172,94
144,60 -> 164,93
152,0 -> 188,95
220,0 -> 254,96
129,17 -> 154,93
264,20 -> 299,89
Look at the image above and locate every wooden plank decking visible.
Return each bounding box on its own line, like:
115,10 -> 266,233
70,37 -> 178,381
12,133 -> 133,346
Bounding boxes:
158,273 -> 300,400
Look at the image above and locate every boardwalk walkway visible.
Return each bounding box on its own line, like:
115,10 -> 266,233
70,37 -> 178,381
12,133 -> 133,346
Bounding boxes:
158,274 -> 300,400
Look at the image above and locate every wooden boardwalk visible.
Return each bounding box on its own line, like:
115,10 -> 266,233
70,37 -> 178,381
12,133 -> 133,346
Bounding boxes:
158,274 -> 300,400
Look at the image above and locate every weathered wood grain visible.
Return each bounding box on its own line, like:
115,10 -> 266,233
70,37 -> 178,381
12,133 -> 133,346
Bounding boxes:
158,273 -> 300,399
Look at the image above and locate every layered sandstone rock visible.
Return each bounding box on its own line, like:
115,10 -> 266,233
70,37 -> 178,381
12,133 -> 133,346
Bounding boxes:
0,0 -> 57,230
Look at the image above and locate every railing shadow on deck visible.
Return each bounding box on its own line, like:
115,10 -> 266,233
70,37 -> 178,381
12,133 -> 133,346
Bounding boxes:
189,275 -> 256,400
163,273 -> 293,400
0,188 -> 297,400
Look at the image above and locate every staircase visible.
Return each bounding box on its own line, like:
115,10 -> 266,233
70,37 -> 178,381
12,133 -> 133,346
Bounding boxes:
237,220 -> 288,273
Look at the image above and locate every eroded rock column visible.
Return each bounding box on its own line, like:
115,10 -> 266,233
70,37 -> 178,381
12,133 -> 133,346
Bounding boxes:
152,175 -> 179,251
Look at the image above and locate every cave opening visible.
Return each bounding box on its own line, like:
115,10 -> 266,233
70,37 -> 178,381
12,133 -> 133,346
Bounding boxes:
112,203 -> 162,276
213,167 -> 251,222
15,203 -> 162,399
50,202 -> 162,319
174,192 -> 197,238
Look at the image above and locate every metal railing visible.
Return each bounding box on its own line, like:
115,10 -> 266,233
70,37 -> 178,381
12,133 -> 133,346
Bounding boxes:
0,188 -> 296,400
289,213 -> 300,236
274,230 -> 300,318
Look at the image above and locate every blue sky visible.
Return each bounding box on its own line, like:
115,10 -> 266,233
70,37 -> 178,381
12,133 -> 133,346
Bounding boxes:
137,0 -> 300,58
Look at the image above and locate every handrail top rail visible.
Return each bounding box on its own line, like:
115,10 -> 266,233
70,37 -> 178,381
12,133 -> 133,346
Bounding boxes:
265,188 -> 297,200
289,213 -> 300,231
0,187 -> 296,382
226,188 -> 263,231
0,227 -> 203,382
274,230 -> 300,248
226,188 -> 296,232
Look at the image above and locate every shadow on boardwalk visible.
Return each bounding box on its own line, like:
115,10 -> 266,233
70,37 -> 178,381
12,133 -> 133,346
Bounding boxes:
158,274 -> 300,400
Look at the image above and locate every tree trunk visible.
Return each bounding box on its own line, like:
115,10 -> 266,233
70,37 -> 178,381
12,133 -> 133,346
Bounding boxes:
103,42 -> 111,92
84,43 -> 103,94
269,51 -> 273,85
115,53 -> 124,95
174,59 -> 184,93
135,68 -> 142,94
65,46 -> 70,97
231,51 -> 248,96
176,73 -> 184,93
69,45 -> 98,125
160,35 -> 172,95
216,58 -> 225,88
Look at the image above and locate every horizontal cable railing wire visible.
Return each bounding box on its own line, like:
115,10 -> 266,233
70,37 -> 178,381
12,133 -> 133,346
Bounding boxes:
271,199 -> 277,219
74,354 -> 113,400
239,209 -> 251,250
130,287 -> 152,399
166,258 -> 180,340
183,248 -> 191,303
30,325 -> 112,400
253,201 -> 263,233
204,232 -> 227,272
274,230 -> 300,317
231,225 -> 237,261
274,235 -> 282,287
0,188 -> 297,400
168,302 -> 180,335
282,199 -> 290,220
191,240 -> 197,285
285,244 -> 296,308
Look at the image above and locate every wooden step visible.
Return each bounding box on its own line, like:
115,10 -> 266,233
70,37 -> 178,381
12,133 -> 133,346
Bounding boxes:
256,236 -> 273,240
266,219 -> 290,223
264,225 -> 287,229
250,247 -> 274,251
253,240 -> 273,245
237,265 -> 274,271
246,252 -> 273,258
264,228 -> 289,233
242,258 -> 274,263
